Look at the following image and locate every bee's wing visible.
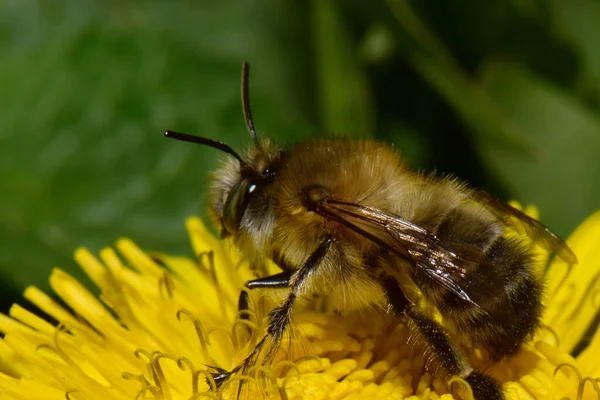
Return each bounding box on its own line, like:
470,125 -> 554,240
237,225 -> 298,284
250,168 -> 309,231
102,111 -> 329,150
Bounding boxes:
468,191 -> 577,264
318,200 -> 482,306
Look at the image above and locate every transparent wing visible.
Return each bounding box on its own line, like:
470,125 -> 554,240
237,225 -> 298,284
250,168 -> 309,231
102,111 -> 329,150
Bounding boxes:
316,200 -> 483,306
468,191 -> 577,264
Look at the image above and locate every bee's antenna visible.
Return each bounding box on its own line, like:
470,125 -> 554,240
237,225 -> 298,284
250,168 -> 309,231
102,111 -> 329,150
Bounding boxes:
164,130 -> 246,165
241,61 -> 259,146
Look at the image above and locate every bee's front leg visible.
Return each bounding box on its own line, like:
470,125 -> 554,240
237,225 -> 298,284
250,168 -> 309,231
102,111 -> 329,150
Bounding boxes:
237,271 -> 292,321
210,236 -> 334,392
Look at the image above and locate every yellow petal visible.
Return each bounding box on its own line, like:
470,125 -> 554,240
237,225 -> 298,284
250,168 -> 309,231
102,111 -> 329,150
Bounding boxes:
544,210 -> 600,354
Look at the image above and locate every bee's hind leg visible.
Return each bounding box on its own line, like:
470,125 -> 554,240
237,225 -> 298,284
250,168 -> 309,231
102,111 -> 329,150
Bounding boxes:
379,275 -> 505,400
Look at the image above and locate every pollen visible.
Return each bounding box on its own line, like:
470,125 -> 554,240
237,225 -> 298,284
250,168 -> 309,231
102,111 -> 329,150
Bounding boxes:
0,212 -> 600,399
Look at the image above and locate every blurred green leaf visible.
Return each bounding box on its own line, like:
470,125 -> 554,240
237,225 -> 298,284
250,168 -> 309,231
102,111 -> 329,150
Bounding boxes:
0,1 -> 315,295
312,0 -> 374,137
384,0 -> 535,154
478,60 -> 600,236
549,0 -> 600,106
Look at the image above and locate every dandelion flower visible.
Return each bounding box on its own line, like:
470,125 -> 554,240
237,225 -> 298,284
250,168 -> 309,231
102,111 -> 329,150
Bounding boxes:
1,209 -> 600,399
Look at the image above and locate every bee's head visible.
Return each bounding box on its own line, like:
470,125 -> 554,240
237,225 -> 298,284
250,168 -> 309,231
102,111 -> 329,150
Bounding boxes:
208,137 -> 282,239
165,62 -> 281,239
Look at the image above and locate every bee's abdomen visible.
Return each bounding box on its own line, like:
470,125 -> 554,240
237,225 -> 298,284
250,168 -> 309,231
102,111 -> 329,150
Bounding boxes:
459,237 -> 542,359
426,208 -> 543,359
435,206 -> 503,252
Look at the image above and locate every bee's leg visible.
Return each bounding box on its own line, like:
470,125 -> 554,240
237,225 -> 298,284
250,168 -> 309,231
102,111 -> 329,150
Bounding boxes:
380,275 -> 504,400
212,236 -> 334,391
237,271 -> 291,321
259,236 -> 334,361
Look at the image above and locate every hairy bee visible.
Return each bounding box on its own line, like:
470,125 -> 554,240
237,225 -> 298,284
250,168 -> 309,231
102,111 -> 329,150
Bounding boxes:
165,63 -> 577,399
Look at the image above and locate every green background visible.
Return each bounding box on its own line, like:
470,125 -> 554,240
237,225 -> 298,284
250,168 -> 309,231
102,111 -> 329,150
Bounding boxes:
1,1 -> 599,312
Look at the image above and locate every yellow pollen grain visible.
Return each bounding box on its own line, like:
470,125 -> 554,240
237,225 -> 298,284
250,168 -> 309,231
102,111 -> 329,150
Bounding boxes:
389,375 -> 413,396
381,366 -> 401,383
295,357 -> 331,374
353,350 -> 373,369
369,359 -> 393,381
324,359 -> 358,379
345,368 -> 375,382
298,322 -> 327,339
328,380 -> 364,399
311,338 -> 347,354
355,382 -> 380,397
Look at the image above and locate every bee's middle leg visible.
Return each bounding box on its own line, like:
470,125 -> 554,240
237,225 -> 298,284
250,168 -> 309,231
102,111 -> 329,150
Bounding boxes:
379,275 -> 504,400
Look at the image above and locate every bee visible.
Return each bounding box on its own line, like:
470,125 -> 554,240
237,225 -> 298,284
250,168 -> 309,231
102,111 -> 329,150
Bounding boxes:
164,62 -> 577,399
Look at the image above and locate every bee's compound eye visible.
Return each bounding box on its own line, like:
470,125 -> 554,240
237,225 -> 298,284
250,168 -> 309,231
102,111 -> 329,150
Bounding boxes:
222,178 -> 257,235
